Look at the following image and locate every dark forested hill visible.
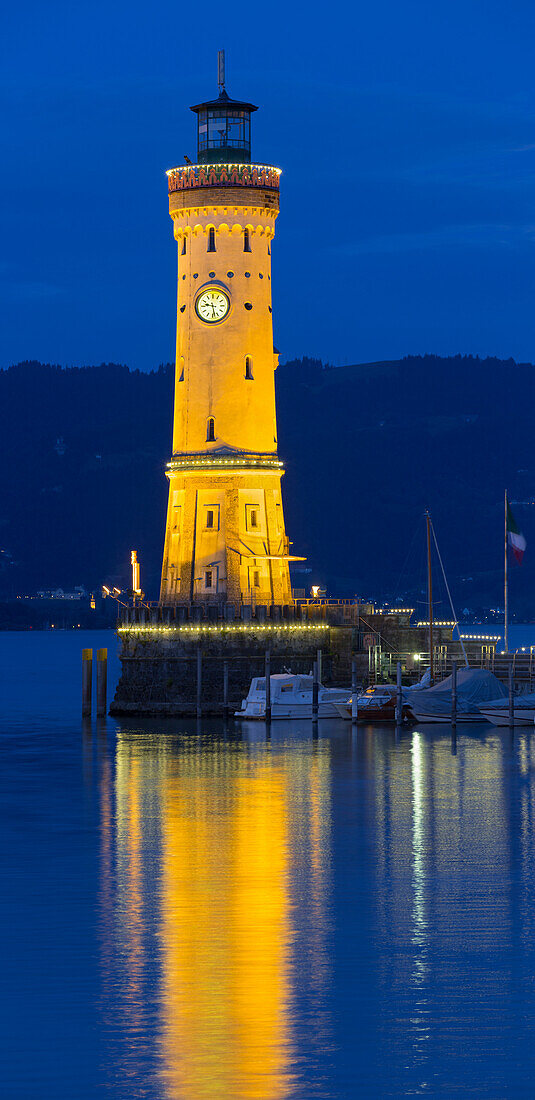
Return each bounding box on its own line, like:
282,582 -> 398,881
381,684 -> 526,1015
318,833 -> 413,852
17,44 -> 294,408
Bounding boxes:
1,355 -> 535,615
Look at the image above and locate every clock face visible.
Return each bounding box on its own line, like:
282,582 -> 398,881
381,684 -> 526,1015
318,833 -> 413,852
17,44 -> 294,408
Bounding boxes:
195,288 -> 230,323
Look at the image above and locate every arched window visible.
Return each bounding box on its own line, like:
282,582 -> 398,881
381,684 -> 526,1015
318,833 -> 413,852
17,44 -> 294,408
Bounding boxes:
245,356 -> 253,380
181,237 -> 187,255
243,227 -> 251,252
207,417 -> 215,442
207,227 -> 216,252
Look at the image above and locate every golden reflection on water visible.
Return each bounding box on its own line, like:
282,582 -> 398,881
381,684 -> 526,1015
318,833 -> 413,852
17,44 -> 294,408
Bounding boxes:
101,727 -> 332,1100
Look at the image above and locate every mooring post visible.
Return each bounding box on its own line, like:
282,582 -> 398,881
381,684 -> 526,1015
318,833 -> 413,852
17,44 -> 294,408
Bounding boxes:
223,660 -> 229,720
196,646 -> 202,719
82,648 -> 93,718
265,650 -> 271,723
312,660 -> 319,721
317,648 -> 322,685
451,659 -> 457,726
395,661 -> 403,725
508,659 -> 514,727
351,659 -> 358,725
96,648 -> 107,717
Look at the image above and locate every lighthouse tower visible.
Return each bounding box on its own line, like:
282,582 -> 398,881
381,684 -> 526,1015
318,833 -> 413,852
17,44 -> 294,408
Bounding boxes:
160,56 -> 295,607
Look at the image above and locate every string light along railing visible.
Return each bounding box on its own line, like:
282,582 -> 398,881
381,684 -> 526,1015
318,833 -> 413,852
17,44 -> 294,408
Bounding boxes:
118,623 -> 330,636
459,634 -> 501,642
166,455 -> 284,474
416,620 -> 457,628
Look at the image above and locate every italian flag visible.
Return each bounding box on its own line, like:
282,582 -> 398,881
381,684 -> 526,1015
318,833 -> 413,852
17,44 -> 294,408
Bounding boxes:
507,502 -> 526,564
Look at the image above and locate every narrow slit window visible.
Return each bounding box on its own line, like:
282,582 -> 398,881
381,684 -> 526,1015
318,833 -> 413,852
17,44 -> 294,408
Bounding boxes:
205,570 -> 213,588
245,356 -> 253,380
207,227 -> 216,252
181,237 -> 187,255
206,509 -> 214,529
244,227 -> 251,252
253,570 -> 260,587
250,509 -> 258,528
207,417 -> 215,442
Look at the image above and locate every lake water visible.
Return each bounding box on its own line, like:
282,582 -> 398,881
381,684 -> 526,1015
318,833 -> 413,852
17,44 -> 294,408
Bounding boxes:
3,630 -> 535,1098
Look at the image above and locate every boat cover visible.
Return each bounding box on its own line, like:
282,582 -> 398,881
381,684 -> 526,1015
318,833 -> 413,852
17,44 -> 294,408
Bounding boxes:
405,668 -> 507,717
482,691 -> 535,710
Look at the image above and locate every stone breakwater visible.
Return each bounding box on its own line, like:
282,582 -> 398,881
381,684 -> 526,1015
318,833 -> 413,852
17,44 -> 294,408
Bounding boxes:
110,624 -> 349,717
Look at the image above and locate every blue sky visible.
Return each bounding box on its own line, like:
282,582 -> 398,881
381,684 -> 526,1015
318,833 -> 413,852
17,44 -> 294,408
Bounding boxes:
2,0 -> 534,370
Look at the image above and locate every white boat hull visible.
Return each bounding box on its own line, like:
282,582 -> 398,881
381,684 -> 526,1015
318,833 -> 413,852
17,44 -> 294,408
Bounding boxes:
478,708 -> 535,727
409,710 -> 489,724
236,700 -> 346,720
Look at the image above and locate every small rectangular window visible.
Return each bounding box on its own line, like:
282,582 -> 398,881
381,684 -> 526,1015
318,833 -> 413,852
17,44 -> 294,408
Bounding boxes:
205,570 -> 213,588
253,570 -> 260,587
245,356 -> 253,380
207,227 -> 216,252
250,509 -> 258,528
181,237 -> 186,255
244,228 -> 251,253
206,509 -> 214,529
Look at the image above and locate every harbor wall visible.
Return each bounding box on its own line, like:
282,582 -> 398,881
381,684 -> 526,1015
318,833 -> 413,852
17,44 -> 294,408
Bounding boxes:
110,622 -> 331,716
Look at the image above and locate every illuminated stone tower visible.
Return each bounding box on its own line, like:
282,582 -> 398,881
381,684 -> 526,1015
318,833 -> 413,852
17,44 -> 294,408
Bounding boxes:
159,57 -> 294,607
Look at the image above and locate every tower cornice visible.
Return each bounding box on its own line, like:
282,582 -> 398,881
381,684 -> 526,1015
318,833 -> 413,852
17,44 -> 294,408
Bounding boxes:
167,162 -> 280,194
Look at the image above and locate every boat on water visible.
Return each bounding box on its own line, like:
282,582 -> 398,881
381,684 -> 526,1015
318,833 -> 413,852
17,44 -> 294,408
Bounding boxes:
406,667 -> 507,724
334,670 -> 432,722
334,684 -> 411,722
235,674 -> 350,720
478,692 -> 535,727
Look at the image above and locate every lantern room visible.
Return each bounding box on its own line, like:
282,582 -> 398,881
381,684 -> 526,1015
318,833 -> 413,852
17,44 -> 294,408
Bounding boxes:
190,90 -> 258,165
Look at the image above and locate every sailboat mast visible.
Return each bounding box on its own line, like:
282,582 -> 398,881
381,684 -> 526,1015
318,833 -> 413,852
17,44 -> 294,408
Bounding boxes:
504,489 -> 509,654
426,511 -> 434,683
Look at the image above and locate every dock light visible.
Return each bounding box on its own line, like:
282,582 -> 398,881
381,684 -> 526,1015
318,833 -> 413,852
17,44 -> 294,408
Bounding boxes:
102,586 -> 111,596
311,585 -> 320,598
112,587 -> 122,596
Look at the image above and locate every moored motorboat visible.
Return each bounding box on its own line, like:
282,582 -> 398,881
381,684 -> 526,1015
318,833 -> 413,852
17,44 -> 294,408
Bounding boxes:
334,684 -> 411,723
478,692 -> 535,726
406,667 -> 506,724
235,674 -> 350,720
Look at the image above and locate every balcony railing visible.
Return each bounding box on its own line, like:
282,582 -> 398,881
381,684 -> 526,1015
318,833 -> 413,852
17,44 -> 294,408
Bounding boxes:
167,162 -> 281,194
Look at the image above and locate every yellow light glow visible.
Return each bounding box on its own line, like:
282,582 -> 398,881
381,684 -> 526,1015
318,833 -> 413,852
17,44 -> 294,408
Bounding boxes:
118,622 -> 329,635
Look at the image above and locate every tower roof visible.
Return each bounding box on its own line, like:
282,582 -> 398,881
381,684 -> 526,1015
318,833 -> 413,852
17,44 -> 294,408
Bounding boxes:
190,89 -> 258,115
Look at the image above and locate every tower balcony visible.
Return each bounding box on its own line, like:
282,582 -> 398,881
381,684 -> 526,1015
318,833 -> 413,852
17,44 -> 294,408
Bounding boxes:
167,162 -> 281,195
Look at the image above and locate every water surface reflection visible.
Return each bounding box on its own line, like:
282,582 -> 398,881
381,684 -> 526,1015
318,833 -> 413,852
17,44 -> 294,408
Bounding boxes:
99,722 -> 332,1099
93,720 -> 535,1098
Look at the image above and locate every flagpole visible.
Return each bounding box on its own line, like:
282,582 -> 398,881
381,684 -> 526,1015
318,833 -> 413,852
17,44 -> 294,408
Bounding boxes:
426,510 -> 434,683
504,489 -> 509,655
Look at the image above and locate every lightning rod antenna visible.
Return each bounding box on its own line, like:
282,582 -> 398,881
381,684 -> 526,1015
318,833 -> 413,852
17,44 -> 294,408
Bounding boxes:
218,49 -> 225,93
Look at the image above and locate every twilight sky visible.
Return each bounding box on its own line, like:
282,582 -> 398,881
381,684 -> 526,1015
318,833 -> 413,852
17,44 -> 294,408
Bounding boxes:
2,0 -> 534,371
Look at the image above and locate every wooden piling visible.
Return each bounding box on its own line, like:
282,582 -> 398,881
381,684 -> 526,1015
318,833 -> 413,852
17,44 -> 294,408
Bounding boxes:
223,660 -> 229,720
351,659 -> 358,724
82,648 -> 93,717
96,648 -> 107,717
508,660 -> 514,726
317,648 -> 322,685
196,647 -> 202,718
451,660 -> 457,725
312,660 -> 319,720
265,650 -> 271,723
395,661 -> 403,725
